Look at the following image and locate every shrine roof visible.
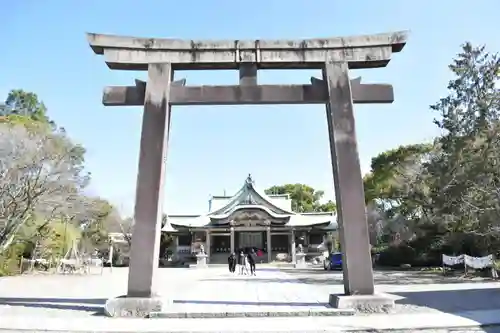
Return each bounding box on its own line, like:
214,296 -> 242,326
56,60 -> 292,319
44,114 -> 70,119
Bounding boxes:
165,175 -> 338,230
166,211 -> 337,229
208,174 -> 295,216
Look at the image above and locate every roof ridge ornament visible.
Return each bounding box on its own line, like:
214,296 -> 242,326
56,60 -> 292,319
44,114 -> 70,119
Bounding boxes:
245,173 -> 254,185
243,174 -> 257,205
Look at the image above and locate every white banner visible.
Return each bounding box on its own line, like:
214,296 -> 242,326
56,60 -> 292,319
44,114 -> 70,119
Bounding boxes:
442,254 -> 464,266
464,254 -> 494,269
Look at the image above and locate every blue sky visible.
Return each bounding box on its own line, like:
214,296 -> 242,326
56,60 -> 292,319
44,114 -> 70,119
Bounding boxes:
1,0 -> 498,216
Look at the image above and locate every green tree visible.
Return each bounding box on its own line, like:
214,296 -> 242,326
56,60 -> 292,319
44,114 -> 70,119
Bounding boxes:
0,90 -> 92,274
264,184 -> 336,213
316,200 -> 336,213
363,143 -> 433,219
79,197 -> 119,252
0,89 -> 54,126
0,89 -> 86,165
421,43 -> 500,255
362,144 -> 432,245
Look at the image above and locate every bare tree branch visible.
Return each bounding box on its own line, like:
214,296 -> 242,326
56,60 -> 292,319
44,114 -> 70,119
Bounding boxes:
0,125 -> 89,251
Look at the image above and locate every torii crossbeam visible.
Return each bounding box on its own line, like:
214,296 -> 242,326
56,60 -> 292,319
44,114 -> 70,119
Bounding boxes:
103,77 -> 394,106
87,30 -> 408,317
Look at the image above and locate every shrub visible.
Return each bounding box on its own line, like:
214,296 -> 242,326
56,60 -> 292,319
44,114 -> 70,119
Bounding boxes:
0,242 -> 25,276
371,244 -> 388,255
376,244 -> 416,267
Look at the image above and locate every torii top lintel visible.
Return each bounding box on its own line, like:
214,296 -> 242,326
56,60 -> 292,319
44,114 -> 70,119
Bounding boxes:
86,31 -> 408,71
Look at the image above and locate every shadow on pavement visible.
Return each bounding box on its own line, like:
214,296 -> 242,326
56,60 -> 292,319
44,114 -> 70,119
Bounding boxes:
394,288 -> 500,313
0,297 -> 106,314
394,288 -> 500,330
283,269 -> 494,285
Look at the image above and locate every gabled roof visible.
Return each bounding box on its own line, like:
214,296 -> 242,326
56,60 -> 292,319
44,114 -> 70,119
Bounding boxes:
208,174 -> 295,217
166,212 -> 338,229
165,175 -> 338,230
162,214 -> 201,231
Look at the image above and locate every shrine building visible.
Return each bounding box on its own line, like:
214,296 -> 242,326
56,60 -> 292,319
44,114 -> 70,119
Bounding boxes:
162,175 -> 337,264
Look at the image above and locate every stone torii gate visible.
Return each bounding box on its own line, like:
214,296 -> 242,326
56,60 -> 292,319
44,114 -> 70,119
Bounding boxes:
87,31 -> 408,316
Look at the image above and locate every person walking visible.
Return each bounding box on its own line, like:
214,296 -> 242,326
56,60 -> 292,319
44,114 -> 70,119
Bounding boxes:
243,252 -> 250,275
231,252 -> 237,273
228,253 -> 236,273
247,250 -> 256,276
238,251 -> 246,275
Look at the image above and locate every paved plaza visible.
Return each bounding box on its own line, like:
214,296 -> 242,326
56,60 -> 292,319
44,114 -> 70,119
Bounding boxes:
1,266 -> 500,331
0,266 -> 500,316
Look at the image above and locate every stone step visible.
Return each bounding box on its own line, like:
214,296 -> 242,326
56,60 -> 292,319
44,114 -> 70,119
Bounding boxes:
149,307 -> 354,318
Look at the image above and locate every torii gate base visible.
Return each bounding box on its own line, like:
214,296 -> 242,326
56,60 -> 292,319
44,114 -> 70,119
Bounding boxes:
88,31 -> 408,317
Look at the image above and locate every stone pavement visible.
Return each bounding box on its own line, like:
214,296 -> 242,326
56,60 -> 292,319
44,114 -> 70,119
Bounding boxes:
160,267 -> 338,315
1,266 -> 500,331
0,267 -> 345,317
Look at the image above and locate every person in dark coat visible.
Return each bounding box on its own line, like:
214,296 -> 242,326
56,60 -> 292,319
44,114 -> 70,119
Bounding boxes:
232,252 -> 238,273
247,250 -> 256,276
228,253 -> 236,273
